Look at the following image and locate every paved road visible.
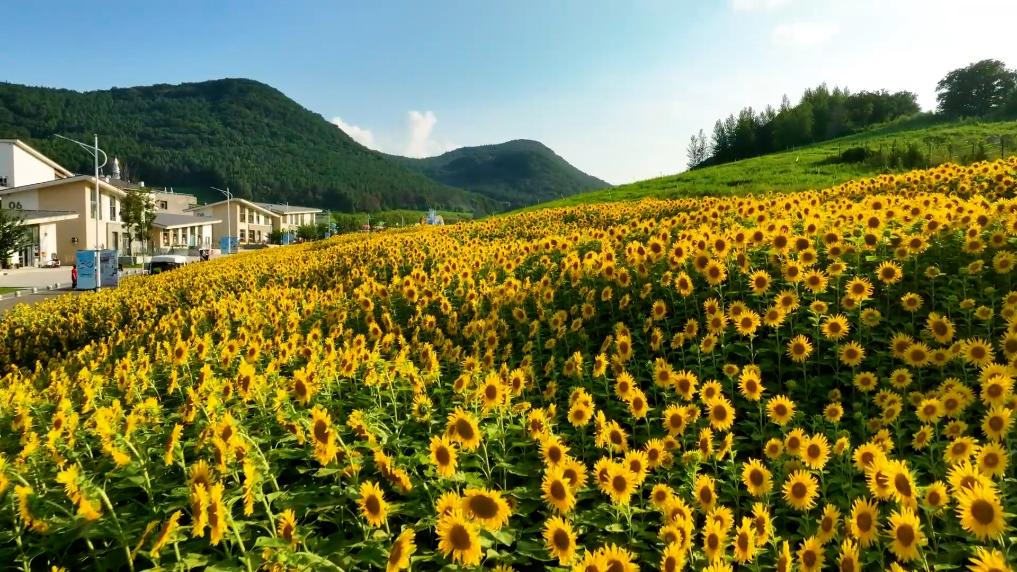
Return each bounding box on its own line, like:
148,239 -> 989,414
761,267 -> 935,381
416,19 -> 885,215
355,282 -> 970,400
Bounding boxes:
0,267 -> 75,289
0,288 -> 80,316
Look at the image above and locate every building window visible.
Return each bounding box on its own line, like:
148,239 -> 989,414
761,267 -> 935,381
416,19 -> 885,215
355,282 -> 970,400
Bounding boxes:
240,229 -> 247,242
162,231 -> 169,246
0,176 -> 7,187
110,197 -> 117,221
240,209 -> 246,222
158,200 -> 168,210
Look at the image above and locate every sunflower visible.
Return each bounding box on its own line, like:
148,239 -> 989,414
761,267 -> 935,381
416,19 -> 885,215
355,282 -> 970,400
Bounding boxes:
838,342 -> 866,367
853,371 -> 879,392
967,547 -> 1013,572
748,270 -> 772,294
542,467 -> 576,513
900,292 -> 923,312
766,395 -> 796,426
821,314 -> 850,341
981,374 -> 1012,407
436,511 -> 482,566
543,516 -> 577,565
848,497 -> 880,547
963,338 -> 995,367
845,276 -> 874,301
948,460 -> 994,494
976,442 -> 1008,477
783,470 -> 819,511
359,481 -> 389,527
561,457 -> 588,490
982,405 -> 1013,441
663,404 -> 689,436
477,374 -> 506,410
776,540 -> 792,572
599,544 -> 638,572
604,464 -> 637,505
461,487 -> 511,530
701,519 -> 727,562
573,550 -> 609,572
925,312 -> 955,344
916,398 -> 944,423
540,435 -> 570,467
660,542 -> 687,572
385,529 -> 416,572
150,510 -> 183,558
429,435 -> 458,478
741,459 -> 772,497
797,536 -> 824,572
801,434 -> 830,470
810,503 -> 839,544
277,509 -> 298,547
706,396 -> 735,431
738,371 -> 765,401
955,483 -> 1007,540
694,473 -> 718,511
785,428 -> 807,457
732,517 -> 756,564
944,436 -> 978,464
824,402 -> 844,423
445,408 -> 482,450
837,539 -> 860,572
922,481 -> 949,511
787,334 -> 814,362
886,507 -> 925,562
876,260 -> 903,284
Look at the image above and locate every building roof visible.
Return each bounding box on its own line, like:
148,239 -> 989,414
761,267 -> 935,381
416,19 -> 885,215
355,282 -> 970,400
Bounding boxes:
187,197 -> 279,218
5,209 -> 79,224
0,175 -> 127,198
0,139 -> 74,178
152,212 -> 222,229
255,202 -> 322,215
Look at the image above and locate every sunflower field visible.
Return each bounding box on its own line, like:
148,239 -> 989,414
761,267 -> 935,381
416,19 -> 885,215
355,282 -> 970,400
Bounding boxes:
1,159 -> 1017,571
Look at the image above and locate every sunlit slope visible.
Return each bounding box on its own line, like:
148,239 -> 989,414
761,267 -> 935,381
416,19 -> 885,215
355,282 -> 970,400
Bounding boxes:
527,117 -> 1017,210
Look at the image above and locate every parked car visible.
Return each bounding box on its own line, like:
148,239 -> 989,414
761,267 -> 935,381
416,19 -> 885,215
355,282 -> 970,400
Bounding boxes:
147,255 -> 189,274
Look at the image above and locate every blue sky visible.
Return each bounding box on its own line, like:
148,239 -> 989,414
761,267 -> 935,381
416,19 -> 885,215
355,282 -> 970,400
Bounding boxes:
3,0 -> 1017,184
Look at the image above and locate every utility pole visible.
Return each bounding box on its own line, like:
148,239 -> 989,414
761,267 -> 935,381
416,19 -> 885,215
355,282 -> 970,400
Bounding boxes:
55,133 -> 107,291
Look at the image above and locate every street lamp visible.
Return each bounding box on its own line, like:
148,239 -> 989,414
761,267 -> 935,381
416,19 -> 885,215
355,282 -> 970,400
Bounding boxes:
55,133 -> 106,292
210,186 -> 232,254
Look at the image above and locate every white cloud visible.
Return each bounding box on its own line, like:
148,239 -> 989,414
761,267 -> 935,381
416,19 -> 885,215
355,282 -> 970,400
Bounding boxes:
732,0 -> 791,11
404,110 -> 454,158
331,116 -> 378,150
771,21 -> 838,47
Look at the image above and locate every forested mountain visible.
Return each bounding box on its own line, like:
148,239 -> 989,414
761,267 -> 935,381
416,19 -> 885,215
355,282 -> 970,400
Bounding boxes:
392,140 -> 609,209
0,79 -> 495,213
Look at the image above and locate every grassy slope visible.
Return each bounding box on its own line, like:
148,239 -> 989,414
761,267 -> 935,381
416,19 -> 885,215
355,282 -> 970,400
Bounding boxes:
525,117 -> 1017,210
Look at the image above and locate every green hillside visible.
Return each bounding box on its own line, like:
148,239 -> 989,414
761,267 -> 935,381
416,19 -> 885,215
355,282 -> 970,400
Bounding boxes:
0,79 -> 493,213
392,139 -> 609,209
528,116 -> 1017,210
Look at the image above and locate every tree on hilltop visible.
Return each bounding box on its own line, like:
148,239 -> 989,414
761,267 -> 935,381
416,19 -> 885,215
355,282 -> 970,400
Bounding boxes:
937,59 -> 1017,118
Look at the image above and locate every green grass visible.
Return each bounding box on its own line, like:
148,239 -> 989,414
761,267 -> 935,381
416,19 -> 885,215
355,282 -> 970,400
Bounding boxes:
0,287 -> 20,295
523,117 -> 1017,211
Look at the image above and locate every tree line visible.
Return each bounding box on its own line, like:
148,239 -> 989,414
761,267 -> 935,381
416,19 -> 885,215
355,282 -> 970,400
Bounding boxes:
687,59 -> 1017,169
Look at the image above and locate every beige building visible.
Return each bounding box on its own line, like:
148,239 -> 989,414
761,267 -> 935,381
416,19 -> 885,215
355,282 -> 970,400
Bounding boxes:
256,202 -> 323,234
0,175 -> 127,265
187,198 -> 276,246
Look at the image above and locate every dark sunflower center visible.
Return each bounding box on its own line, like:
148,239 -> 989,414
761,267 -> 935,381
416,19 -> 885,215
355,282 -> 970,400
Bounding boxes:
971,499 -> 996,525
791,482 -> 807,499
550,481 -> 567,501
455,419 -> 475,440
449,524 -> 473,550
896,524 -> 915,546
553,529 -> 571,550
469,495 -> 499,519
